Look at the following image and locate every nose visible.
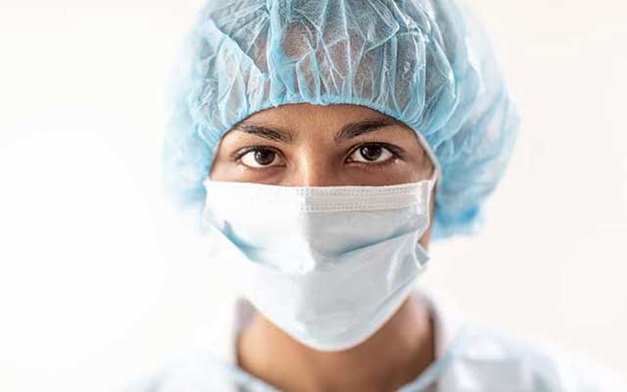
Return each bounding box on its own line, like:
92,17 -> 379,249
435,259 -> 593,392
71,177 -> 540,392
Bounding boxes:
285,150 -> 340,187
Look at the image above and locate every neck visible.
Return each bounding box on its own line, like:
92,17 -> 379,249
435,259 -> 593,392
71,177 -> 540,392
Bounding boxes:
237,293 -> 435,392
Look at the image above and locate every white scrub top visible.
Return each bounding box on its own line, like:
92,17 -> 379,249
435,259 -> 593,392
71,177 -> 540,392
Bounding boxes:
127,290 -> 625,391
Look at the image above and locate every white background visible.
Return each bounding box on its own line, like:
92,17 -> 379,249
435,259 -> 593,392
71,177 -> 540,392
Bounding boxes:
0,0 -> 625,390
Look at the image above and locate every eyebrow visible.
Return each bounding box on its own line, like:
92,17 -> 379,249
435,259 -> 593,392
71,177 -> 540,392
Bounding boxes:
231,124 -> 294,143
231,117 -> 403,143
334,118 -> 402,142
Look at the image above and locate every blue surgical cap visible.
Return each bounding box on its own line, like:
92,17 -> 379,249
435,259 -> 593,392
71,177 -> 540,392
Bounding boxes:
163,0 -> 519,239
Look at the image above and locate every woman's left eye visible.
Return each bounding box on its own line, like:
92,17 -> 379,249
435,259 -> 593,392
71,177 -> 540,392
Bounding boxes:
348,144 -> 395,164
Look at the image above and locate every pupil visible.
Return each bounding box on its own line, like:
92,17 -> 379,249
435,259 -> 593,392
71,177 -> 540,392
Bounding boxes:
254,149 -> 275,165
360,145 -> 382,161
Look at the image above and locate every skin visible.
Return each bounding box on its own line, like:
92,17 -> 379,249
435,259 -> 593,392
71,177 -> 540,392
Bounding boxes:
210,103 -> 437,391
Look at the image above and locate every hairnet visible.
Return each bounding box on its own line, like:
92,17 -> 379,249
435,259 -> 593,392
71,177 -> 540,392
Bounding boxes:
163,0 -> 519,239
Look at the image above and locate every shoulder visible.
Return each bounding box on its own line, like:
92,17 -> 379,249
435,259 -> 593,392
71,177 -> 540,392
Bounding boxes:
420,290 -> 624,391
443,323 -> 625,391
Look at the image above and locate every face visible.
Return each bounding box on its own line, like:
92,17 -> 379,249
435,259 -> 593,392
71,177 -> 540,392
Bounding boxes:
210,103 -> 436,246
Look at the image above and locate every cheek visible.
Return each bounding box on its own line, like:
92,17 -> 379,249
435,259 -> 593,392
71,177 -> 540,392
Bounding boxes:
208,148 -> 239,181
406,149 -> 435,181
387,165 -> 426,184
208,151 -> 225,180
339,162 -> 421,186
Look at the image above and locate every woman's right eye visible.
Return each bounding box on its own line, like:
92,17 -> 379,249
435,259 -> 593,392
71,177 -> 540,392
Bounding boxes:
238,148 -> 284,168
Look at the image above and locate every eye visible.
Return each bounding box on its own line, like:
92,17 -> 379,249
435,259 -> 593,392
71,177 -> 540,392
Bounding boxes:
238,147 -> 284,168
348,144 -> 395,164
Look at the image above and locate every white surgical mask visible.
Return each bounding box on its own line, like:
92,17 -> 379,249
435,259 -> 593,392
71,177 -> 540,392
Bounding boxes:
201,173 -> 437,351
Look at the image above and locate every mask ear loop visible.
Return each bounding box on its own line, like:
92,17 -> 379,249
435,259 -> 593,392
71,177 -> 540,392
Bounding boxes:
411,129 -> 442,193
410,130 -> 440,246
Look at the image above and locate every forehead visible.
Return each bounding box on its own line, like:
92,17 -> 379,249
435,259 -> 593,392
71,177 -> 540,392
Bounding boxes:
239,103 -> 405,130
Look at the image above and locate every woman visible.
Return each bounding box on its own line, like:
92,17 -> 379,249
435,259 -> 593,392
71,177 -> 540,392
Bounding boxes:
136,0 -> 624,390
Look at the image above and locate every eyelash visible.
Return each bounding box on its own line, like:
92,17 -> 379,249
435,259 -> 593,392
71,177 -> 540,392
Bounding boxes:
233,145 -> 284,170
233,143 -> 403,170
346,142 -> 403,169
